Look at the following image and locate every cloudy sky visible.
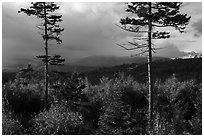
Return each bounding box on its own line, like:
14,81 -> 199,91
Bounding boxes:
2,2 -> 202,69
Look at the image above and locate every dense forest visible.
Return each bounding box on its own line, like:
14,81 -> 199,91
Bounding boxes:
2,58 -> 202,135
86,58 -> 202,85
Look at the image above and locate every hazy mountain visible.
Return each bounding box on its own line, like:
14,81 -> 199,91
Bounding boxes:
85,58 -> 202,85
50,65 -> 98,72
3,55 -> 170,72
70,55 -> 170,67
179,51 -> 202,59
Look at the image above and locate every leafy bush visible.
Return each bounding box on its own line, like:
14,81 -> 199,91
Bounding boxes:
50,73 -> 88,109
97,101 -> 147,135
2,111 -> 25,135
84,75 -> 147,107
3,81 -> 44,115
172,80 -> 202,134
2,99 -> 25,135
152,76 -> 202,135
2,81 -> 45,127
2,71 -> 201,135
30,103 -> 84,135
84,76 -> 148,135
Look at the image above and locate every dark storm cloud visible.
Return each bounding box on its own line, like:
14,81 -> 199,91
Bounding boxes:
58,2 -> 130,55
2,2 -> 202,69
2,3 -> 45,69
155,42 -> 187,58
192,19 -> 202,37
65,45 -> 92,51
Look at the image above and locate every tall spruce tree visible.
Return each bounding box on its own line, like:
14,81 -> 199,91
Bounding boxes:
19,2 -> 64,109
118,2 -> 191,131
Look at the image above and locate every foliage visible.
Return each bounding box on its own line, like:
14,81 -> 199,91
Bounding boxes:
3,80 -> 45,114
97,101 -> 147,135
119,2 -> 191,129
84,75 -> 148,135
19,2 -> 64,44
2,71 -> 16,84
3,2 -> 200,135
86,58 -> 202,84
30,103 -> 84,135
2,80 -> 45,127
50,73 -> 88,110
152,76 -> 202,135
2,111 -> 25,135
119,2 -> 191,52
2,99 -> 25,135
2,70 -> 201,135
19,2 -> 65,109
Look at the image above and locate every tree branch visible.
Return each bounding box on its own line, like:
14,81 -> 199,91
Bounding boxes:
152,23 -> 174,27
115,24 -> 147,33
133,37 -> 148,40
130,50 -> 148,57
127,41 -> 148,48
116,43 -> 146,51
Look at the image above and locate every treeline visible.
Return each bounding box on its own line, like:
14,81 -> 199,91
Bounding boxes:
2,67 -> 202,134
86,58 -> 202,85
2,72 -> 16,84
3,58 -> 202,85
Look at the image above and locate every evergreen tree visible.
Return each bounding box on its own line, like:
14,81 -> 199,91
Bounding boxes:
19,2 -> 64,109
118,2 -> 191,131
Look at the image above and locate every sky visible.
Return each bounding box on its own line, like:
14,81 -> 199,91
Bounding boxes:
2,2 -> 202,69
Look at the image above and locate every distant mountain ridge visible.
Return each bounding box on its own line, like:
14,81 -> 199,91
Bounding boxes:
3,58 -> 202,85
69,55 -> 170,67
3,50 -> 201,72
6,54 -> 201,72
4,55 -> 170,72
85,58 -> 202,85
178,51 -> 202,59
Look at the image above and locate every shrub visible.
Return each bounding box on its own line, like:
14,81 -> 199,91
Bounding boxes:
172,80 -> 201,134
152,77 -> 202,135
30,103 -> 84,135
50,73 -> 88,109
84,76 -> 147,107
97,101 -> 147,135
2,81 -> 45,126
84,76 -> 148,135
2,99 -> 25,135
2,111 -> 25,135
3,81 -> 45,114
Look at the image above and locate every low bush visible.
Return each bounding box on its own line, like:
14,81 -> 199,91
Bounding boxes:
2,72 -> 201,135
2,99 -> 25,135
30,103 -> 84,135
152,77 -> 202,135
84,76 -> 148,135
2,81 -> 45,127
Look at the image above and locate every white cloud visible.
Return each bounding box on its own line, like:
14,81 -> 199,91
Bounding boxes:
2,2 -> 202,69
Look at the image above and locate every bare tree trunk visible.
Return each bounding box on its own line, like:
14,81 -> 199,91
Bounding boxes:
148,2 -> 153,132
43,2 -> 48,110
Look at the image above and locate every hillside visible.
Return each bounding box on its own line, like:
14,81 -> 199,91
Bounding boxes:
85,58 -> 202,85
2,58 -> 201,85
70,56 -> 170,67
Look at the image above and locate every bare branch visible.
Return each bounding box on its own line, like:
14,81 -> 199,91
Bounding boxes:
151,42 -> 157,47
117,44 -> 136,50
115,24 -> 147,33
116,43 -> 146,51
153,47 -> 163,50
36,25 -> 44,30
152,47 -> 163,53
127,41 -> 148,48
152,23 -> 176,28
130,50 -> 148,57
133,37 -> 148,40
152,24 -> 167,27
